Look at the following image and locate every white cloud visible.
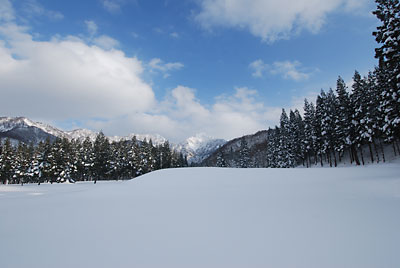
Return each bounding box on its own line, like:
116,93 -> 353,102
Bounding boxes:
0,0 -> 15,22
22,0 -> 64,20
67,85 -> 303,142
148,58 -> 184,78
102,0 -> 122,13
195,0 -> 370,42
249,59 -> 267,78
131,32 -> 139,38
0,22 -> 155,120
101,0 -> 136,14
155,86 -> 285,141
84,20 -> 119,49
170,32 -> 179,38
85,20 -> 98,36
250,59 -> 311,81
271,61 -> 310,81
93,35 -> 119,50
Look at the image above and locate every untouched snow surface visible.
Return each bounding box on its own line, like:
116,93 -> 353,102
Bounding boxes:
0,166 -> 399,268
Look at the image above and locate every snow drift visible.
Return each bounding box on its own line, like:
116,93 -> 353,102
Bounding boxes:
0,166 -> 399,268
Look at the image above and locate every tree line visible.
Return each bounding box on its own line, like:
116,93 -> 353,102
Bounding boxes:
0,133 -> 188,184
263,69 -> 399,168
215,0 -> 400,168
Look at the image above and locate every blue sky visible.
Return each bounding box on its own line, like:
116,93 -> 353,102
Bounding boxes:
0,0 -> 379,141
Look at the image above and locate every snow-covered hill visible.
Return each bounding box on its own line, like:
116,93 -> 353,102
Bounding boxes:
0,166 -> 399,268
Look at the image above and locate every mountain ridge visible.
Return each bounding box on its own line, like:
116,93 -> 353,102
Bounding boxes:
0,117 -> 226,163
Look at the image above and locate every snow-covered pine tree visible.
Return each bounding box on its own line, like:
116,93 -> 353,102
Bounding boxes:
322,89 -> 338,167
29,141 -> 44,183
77,137 -> 94,181
12,142 -> 26,184
237,137 -> 250,168
303,99 -> 318,167
277,109 -> 294,167
160,141 -> 172,169
373,0 -> 400,151
315,92 -> 326,166
138,138 -> 150,174
147,139 -> 157,171
216,151 -> 227,167
0,139 -> 14,184
335,76 -> 360,165
289,109 -> 305,166
127,136 -> 139,177
366,69 -> 386,162
93,132 -> 111,181
351,70 -> 369,164
40,137 -> 53,183
266,127 -> 280,168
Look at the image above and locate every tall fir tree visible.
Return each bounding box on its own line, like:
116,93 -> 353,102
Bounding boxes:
373,0 -> 400,146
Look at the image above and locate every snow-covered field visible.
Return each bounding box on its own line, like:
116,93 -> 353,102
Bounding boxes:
1,166 -> 399,268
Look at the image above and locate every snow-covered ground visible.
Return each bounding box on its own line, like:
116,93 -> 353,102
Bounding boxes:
1,166 -> 399,268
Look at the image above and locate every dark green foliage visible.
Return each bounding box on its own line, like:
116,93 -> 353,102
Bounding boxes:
0,133 -> 187,184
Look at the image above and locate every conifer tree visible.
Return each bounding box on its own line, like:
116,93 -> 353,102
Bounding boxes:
303,99 -> 317,166
93,132 -> 111,181
216,151 -> 227,167
278,109 -> 294,167
335,76 -> 360,165
238,137 -> 250,168
0,139 -> 14,184
373,0 -> 400,148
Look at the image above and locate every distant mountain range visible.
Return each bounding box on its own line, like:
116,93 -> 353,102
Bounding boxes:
0,117 -> 226,163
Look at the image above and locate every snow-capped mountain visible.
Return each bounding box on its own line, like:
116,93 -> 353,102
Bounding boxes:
0,117 -> 225,163
0,117 -> 168,146
109,133 -> 167,146
0,117 -> 66,138
65,129 -> 99,141
0,117 -> 60,145
175,133 -> 226,164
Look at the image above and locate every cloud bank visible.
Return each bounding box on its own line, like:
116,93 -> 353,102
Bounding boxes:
0,23 -> 155,120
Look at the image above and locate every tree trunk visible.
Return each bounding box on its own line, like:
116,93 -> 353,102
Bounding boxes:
333,150 -> 337,167
368,142 -> 374,163
359,146 -> 365,165
320,151 -> 323,167
327,151 -> 332,167
349,147 -> 353,164
352,145 -> 360,166
379,139 -> 385,163
373,138 -> 380,163
395,138 -> 400,154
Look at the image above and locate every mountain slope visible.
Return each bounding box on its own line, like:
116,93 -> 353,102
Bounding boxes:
0,117 -> 59,145
174,133 -> 226,163
202,130 -> 269,166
